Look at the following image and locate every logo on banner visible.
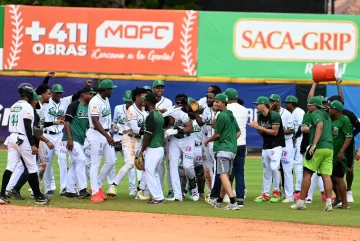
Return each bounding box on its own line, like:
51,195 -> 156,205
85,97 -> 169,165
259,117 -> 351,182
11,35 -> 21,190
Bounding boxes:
3,5 -> 198,76
234,19 -> 357,62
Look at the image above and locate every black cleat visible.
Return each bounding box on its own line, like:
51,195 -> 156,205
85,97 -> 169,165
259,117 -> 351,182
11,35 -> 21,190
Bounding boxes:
63,192 -> 79,198
46,190 -> 55,196
78,189 -> 91,198
35,195 -> 51,205
147,199 -> 165,204
60,188 -> 67,196
0,195 -> 11,204
10,189 -> 25,200
237,200 -> 244,208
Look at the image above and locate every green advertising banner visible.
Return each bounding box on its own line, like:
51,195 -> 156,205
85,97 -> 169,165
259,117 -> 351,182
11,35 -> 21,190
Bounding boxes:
0,6 -> 4,70
198,12 -> 360,81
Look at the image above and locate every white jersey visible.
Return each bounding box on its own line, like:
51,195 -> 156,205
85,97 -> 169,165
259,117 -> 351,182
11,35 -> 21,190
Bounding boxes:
227,103 -> 248,146
113,104 -> 127,141
192,119 -> 203,143
202,106 -> 215,138
43,96 -> 72,133
36,102 -> 45,128
156,96 -> 173,110
279,107 -> 294,140
170,109 -> 190,130
9,100 -> 34,135
198,97 -> 207,109
88,93 -> 112,130
292,107 -> 305,132
124,104 -> 148,133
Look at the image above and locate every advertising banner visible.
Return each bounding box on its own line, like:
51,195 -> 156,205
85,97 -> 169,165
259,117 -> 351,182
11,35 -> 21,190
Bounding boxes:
2,5 -> 198,76
198,12 -> 360,81
0,6 -> 4,70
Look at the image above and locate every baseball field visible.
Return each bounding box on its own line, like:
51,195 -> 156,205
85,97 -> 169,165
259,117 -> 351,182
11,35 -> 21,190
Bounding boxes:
1,151 -> 360,241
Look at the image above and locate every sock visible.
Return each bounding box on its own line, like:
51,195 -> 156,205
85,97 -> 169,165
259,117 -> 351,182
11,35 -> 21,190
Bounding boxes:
1,170 -> 13,196
28,173 -> 42,198
326,198 -> 332,206
230,197 -> 236,204
217,197 -> 223,203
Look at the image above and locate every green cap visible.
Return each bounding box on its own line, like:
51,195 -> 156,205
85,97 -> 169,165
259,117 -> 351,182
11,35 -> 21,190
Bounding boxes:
252,96 -> 270,105
143,86 -> 152,91
269,94 -> 281,102
317,95 -> 328,103
188,97 -> 195,103
32,90 -> 42,100
330,100 -> 343,112
144,92 -> 157,104
122,90 -> 132,102
52,84 -> 64,93
283,95 -> 298,103
152,80 -> 165,88
215,93 -> 228,103
99,79 -> 117,89
308,96 -> 324,108
224,88 -> 238,100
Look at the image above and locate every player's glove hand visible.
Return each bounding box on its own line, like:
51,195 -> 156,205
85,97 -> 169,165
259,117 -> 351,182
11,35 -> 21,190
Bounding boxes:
165,129 -> 178,138
189,100 -> 199,112
134,153 -> 145,170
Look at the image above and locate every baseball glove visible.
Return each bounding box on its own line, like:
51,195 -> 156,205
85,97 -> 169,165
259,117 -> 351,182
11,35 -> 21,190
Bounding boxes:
114,141 -> 122,152
189,100 -> 199,112
134,153 -> 145,170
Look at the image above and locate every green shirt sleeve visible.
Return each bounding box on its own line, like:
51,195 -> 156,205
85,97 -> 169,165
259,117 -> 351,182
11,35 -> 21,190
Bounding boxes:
302,112 -> 311,126
235,121 -> 240,133
342,116 -> 353,138
215,112 -> 226,135
270,111 -> 281,125
311,111 -> 323,125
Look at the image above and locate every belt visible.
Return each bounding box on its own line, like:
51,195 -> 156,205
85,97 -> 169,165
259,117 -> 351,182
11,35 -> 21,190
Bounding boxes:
128,133 -> 141,139
44,130 -> 60,135
195,141 -> 202,147
117,133 -> 123,136
174,134 -> 190,139
11,132 -> 24,135
91,127 -> 110,132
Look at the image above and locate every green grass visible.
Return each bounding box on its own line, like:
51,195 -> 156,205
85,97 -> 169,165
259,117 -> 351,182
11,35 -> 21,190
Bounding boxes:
1,151 -> 360,227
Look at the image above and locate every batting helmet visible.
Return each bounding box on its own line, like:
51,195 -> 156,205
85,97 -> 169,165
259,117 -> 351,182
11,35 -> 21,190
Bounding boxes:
18,83 -> 34,98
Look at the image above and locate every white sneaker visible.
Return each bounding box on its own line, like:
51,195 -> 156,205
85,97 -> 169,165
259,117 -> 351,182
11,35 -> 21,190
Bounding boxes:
305,199 -> 312,204
136,190 -> 150,200
191,188 -> 199,201
324,204 -> 332,211
347,190 -> 354,203
223,194 -> 230,203
291,201 -> 306,210
282,198 -> 294,203
107,185 -> 117,197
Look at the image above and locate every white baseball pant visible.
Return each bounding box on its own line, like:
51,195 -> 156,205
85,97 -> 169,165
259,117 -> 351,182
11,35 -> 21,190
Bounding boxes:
63,141 -> 87,194
43,132 -> 68,192
307,172 -> 324,200
194,143 -> 203,167
168,135 -> 195,200
114,150 -> 137,192
280,139 -> 294,200
87,129 -> 116,195
293,136 -> 304,192
159,139 -> 172,190
261,146 -> 282,196
144,147 -> 164,200
6,161 -> 24,191
204,142 -> 215,188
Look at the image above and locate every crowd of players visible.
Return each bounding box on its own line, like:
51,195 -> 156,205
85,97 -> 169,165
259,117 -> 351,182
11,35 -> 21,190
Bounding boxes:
0,73 -> 359,211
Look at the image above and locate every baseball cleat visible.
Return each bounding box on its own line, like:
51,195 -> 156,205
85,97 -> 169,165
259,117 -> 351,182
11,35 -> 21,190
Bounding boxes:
60,188 -> 67,196
147,199 -> 165,204
10,189 -> 25,200
46,190 -> 55,196
305,199 -> 312,204
237,200 -> 244,208
191,187 -> 199,201
136,190 -> 150,200
106,185 -> 117,197
128,190 -> 137,197
166,189 -> 174,199
270,190 -> 281,203
214,202 -> 222,209
323,204 -> 332,211
99,188 -> 107,200
282,198 -> 294,203
291,201 -> 306,210
0,195 -> 10,204
254,193 -> 270,203
78,189 -> 91,198
91,192 -> 104,203
166,196 -> 176,201
63,192 -> 79,198
35,195 -> 51,205
223,203 -> 240,210
332,199 -> 342,207
347,190 -> 354,203
5,190 -> 12,199
208,198 -> 218,207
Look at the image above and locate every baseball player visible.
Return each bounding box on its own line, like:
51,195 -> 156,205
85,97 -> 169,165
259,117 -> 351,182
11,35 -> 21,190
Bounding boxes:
139,92 -> 166,204
283,96 -> 305,200
152,80 -> 174,198
107,87 -> 149,200
269,94 -> 295,203
0,84 -> 51,204
62,86 -> 97,198
198,85 -> 222,109
249,96 -> 285,203
204,93 -> 241,210
88,79 -> 117,203
143,86 -> 152,94
110,90 -> 137,196
164,94 -> 198,201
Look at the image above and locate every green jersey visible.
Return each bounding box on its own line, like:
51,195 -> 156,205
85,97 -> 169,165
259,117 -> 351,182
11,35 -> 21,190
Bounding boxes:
302,112 -> 311,126
213,109 -> 239,154
62,100 -> 89,145
309,109 -> 333,149
145,110 -> 164,148
332,115 -> 353,161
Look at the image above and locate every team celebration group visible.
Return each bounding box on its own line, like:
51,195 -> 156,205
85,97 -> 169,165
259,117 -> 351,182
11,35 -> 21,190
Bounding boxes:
0,72 -> 359,211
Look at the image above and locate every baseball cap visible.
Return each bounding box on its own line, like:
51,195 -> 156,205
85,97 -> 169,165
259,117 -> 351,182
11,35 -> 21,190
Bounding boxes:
123,90 -> 132,102
327,95 -> 342,103
224,88 -> 238,100
330,100 -> 343,112
215,93 -> 228,103
308,96 -> 324,108
32,90 -> 42,100
143,86 -> 152,91
252,96 -> 270,105
99,79 -> 117,89
317,95 -> 328,103
269,94 -> 281,102
81,86 -> 97,94
188,97 -> 195,103
283,95 -> 298,104
152,80 -> 165,88
52,84 -> 64,93
144,92 -> 157,104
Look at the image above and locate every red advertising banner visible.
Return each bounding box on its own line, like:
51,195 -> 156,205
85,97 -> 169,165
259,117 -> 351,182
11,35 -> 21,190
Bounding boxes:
3,5 -> 198,76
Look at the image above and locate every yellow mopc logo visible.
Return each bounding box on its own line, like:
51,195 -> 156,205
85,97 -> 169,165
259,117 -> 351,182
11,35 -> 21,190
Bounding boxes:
234,19 -> 358,62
